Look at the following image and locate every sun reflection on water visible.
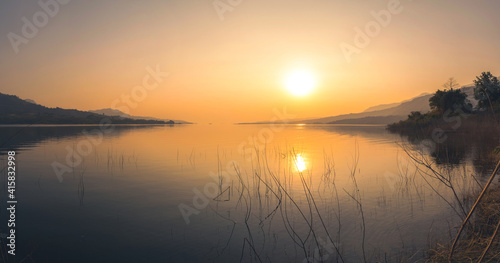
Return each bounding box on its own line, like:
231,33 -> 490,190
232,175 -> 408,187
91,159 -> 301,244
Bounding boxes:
294,153 -> 307,172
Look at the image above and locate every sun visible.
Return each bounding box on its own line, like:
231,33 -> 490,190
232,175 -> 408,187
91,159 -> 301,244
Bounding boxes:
284,69 -> 316,97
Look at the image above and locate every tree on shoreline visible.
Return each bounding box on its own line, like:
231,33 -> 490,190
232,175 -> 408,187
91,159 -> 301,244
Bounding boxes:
388,73 -> 497,132
474,71 -> 500,111
429,78 -> 471,114
442,77 -> 460,90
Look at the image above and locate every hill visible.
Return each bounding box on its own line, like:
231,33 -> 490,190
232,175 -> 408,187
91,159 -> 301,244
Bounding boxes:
300,93 -> 432,124
302,86 -> 475,124
90,108 -> 191,124
328,115 -> 406,125
0,92 -> 175,125
362,102 -> 401,112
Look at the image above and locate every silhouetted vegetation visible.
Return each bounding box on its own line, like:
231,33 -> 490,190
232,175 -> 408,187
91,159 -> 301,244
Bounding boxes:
387,73 -> 500,169
474,71 -> 500,111
387,110 -> 442,132
0,92 -> 175,125
429,80 -> 471,114
388,73 -> 498,134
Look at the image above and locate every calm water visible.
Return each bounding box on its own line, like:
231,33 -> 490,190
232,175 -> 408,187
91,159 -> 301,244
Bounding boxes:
0,124 -> 486,262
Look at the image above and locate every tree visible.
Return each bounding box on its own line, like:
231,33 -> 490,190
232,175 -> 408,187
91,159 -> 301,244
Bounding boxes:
442,77 -> 460,90
429,79 -> 470,114
408,111 -> 423,120
473,71 -> 500,110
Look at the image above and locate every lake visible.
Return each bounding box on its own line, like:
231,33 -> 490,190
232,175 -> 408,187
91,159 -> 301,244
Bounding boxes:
0,124 -> 488,262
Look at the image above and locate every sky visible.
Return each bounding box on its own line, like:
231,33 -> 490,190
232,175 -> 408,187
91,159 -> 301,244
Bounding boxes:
1,0 -> 500,123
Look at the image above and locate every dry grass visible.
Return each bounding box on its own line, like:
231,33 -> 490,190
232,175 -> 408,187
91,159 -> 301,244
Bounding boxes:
426,185 -> 500,262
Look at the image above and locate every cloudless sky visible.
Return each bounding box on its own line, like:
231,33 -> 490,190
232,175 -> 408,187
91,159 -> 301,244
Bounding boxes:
1,0 -> 500,123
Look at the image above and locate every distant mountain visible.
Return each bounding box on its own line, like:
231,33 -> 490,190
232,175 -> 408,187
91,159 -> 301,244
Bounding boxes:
363,102 -> 400,113
328,115 -> 406,125
304,86 -> 475,124
301,94 -> 433,124
0,92 -> 175,125
90,108 -> 192,124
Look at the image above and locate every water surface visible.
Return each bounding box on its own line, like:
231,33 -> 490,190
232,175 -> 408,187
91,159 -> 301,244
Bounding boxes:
0,124 -> 483,262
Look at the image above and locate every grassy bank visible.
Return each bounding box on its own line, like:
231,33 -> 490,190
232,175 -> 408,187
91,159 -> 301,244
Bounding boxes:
387,111 -> 498,136
426,184 -> 500,262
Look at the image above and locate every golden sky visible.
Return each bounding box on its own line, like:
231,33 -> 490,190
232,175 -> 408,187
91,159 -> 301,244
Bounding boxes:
1,0 -> 500,123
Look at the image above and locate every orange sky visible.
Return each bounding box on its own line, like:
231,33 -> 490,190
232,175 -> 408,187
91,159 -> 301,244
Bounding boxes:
1,0 -> 500,123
